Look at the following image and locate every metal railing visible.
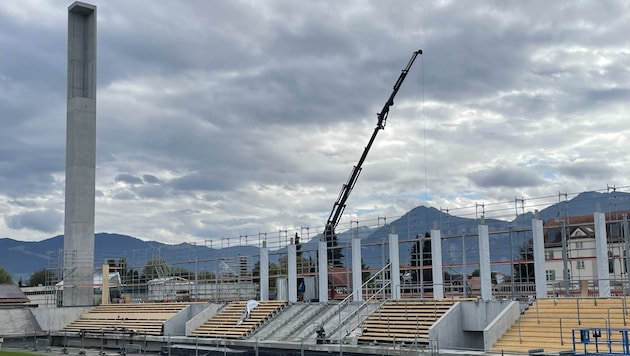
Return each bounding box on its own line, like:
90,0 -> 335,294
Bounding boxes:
517,315 -> 609,346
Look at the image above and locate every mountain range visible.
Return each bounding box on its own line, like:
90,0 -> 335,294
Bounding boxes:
2,191 -> 629,283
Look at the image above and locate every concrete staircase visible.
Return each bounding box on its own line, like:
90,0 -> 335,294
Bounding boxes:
492,297 -> 630,354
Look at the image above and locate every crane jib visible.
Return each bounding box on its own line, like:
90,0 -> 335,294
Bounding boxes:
323,49 -> 422,245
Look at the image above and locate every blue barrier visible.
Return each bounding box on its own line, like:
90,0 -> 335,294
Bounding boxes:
572,328 -> 630,355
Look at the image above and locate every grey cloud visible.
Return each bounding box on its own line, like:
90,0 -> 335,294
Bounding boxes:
142,174 -> 160,184
115,173 -> 143,185
556,162 -> 616,180
468,167 -> 544,188
4,209 -> 63,233
1,0 -> 629,243
584,88 -> 630,104
0,13 -> 65,88
135,185 -> 168,199
98,1 -> 261,81
0,164 -> 61,199
111,190 -> 136,200
169,171 -> 239,192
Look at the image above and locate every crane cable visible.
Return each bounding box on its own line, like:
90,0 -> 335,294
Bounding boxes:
421,54 -> 429,229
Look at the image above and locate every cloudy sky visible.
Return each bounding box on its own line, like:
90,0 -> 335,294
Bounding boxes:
0,1 -> 628,244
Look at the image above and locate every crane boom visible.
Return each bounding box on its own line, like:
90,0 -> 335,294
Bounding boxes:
323,50 -> 422,265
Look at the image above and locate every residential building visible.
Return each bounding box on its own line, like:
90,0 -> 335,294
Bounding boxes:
543,210 -> 628,294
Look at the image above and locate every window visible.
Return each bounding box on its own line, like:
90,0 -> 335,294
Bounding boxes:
576,261 -> 585,269
545,250 -> 554,259
546,270 -> 556,281
575,241 -> 583,249
609,259 -> 615,274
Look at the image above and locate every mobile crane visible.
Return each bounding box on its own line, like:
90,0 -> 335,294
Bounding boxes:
323,49 -> 422,266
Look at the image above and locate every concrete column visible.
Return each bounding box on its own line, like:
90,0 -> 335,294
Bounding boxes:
101,264 -> 109,304
478,220 -> 492,301
351,230 -> 363,302
532,213 -> 547,299
594,212 -> 611,297
64,2 -> 97,307
318,240 -> 328,302
260,241 -> 269,301
389,232 -> 401,300
431,229 -> 444,298
288,241 -> 297,302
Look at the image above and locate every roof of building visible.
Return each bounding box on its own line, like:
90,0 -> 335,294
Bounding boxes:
544,209 -> 630,227
0,283 -> 30,304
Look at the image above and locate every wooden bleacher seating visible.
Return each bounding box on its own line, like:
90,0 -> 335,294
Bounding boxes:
492,297 -> 630,354
63,302 -> 191,336
357,299 -> 458,344
189,300 -> 288,339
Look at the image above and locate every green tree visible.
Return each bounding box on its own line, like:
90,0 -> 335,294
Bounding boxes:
0,267 -> 13,284
198,270 -> 216,281
27,269 -> 59,286
328,233 -> 344,267
323,225 -> 344,267
276,255 -> 312,275
171,267 -> 194,280
252,261 -> 280,294
268,263 -> 279,292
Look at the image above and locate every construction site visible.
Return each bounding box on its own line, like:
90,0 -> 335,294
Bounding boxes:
2,2 -> 630,355
3,194 -> 630,355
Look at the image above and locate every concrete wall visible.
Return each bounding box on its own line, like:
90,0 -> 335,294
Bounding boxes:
163,304 -> 209,336
31,306 -> 92,332
460,300 -> 514,331
483,301 -> 520,351
185,304 -> 224,336
0,309 -> 43,336
429,303 -> 482,350
429,300 -> 517,352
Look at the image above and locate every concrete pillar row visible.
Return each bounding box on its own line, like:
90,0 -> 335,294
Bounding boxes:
389,232 -> 400,300
430,229 -> 444,299
478,221 -> 492,301
318,241 -> 328,303
288,242 -> 297,302
532,214 -> 547,299
351,230 -> 363,302
594,212 -> 611,297
259,242 -> 269,301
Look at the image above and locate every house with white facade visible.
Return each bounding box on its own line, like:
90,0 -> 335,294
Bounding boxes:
543,210 -> 628,295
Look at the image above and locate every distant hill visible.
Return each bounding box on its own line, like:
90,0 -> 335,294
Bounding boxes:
0,233 -> 259,284
2,191 -> 629,283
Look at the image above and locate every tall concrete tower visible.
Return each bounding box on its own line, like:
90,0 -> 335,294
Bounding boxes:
64,1 -> 97,306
